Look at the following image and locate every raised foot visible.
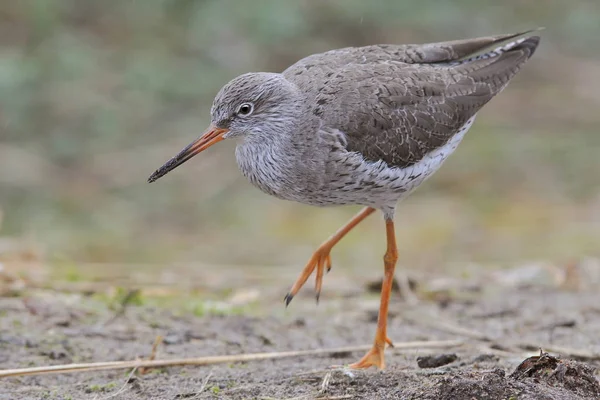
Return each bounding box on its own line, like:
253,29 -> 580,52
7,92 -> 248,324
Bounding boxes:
285,247 -> 332,306
349,345 -> 386,370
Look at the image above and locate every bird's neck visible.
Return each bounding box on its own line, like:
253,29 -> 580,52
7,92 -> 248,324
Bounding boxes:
235,116 -> 323,200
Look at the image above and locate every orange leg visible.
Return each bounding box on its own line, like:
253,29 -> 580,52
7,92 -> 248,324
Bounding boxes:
284,207 -> 376,305
349,218 -> 398,370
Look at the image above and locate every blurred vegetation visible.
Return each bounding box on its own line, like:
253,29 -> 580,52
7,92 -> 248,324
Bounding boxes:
0,0 -> 599,278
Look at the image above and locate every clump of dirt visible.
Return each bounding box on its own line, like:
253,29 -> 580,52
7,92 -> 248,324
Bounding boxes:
417,353 -> 458,368
414,354 -> 599,400
511,352 -> 600,398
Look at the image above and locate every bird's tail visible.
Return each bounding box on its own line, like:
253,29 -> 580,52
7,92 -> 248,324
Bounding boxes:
449,34 -> 540,95
448,28 -> 542,65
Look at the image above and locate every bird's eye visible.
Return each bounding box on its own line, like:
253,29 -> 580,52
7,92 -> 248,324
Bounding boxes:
236,103 -> 253,116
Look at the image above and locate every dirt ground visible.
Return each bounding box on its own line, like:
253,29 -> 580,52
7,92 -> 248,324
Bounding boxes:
1,263 -> 600,399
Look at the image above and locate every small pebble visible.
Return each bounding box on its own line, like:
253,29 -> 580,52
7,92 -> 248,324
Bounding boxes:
417,353 -> 458,368
163,334 -> 184,345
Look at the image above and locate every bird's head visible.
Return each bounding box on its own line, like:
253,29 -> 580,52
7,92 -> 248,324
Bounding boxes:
148,72 -> 302,183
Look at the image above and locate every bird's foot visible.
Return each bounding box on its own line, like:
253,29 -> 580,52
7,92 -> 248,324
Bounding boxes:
349,344 -> 387,370
284,246 -> 332,306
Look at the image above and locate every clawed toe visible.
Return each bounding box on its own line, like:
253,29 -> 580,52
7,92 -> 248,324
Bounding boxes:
284,292 -> 294,307
285,247 -> 333,306
386,337 -> 394,348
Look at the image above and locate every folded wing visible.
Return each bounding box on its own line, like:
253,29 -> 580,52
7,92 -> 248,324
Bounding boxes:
285,32 -> 540,168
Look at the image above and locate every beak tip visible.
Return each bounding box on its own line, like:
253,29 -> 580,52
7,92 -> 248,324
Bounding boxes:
147,125 -> 227,185
147,170 -> 162,183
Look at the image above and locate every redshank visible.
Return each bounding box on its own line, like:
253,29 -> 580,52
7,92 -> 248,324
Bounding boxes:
148,31 -> 540,369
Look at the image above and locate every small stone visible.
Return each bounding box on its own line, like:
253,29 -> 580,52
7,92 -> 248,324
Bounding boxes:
417,353 -> 458,368
163,334 -> 184,345
49,349 -> 68,360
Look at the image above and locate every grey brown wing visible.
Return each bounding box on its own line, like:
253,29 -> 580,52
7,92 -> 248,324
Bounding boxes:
284,30 -> 539,90
312,36 -> 539,168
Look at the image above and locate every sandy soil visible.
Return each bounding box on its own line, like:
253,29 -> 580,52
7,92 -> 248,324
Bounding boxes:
1,266 -> 599,399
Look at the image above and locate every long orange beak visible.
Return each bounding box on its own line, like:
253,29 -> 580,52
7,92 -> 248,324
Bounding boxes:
148,125 -> 228,183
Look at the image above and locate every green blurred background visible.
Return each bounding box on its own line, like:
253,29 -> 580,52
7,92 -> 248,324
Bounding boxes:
1,0 -> 599,283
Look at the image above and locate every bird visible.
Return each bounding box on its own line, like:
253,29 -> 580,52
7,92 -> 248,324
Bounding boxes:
148,30 -> 540,370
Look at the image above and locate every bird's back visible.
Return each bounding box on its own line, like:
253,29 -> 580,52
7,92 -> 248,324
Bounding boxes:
283,31 -> 540,169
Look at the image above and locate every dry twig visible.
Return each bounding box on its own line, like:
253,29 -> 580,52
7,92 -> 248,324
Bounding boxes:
139,335 -> 163,375
0,340 -> 462,378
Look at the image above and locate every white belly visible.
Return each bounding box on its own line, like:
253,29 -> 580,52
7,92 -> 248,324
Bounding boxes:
316,116 -> 477,208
